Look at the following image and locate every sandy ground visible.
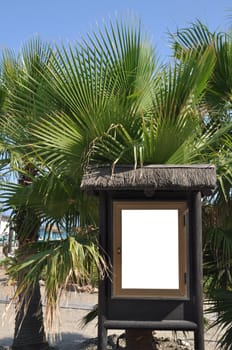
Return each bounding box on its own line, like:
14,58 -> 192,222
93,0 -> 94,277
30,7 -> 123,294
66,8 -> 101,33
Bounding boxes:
0,265 -> 100,349
0,249 -> 220,350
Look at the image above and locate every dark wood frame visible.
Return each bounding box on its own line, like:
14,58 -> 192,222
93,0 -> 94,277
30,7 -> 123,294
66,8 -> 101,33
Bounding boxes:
112,200 -> 188,299
96,191 -> 205,350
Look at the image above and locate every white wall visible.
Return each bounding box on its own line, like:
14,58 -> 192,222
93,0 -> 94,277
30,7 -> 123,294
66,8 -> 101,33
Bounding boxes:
0,216 -> 10,236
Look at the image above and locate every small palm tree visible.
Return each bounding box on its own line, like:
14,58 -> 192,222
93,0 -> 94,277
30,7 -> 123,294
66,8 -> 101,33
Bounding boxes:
170,20 -> 232,349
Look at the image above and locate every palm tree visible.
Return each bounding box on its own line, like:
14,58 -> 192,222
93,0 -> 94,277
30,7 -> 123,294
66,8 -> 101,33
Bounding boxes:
0,39 -> 82,349
0,38 -> 109,349
0,41 -> 56,350
170,20 -> 232,349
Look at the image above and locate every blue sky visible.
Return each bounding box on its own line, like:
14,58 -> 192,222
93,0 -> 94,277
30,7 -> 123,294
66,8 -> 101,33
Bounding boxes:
0,0 -> 231,59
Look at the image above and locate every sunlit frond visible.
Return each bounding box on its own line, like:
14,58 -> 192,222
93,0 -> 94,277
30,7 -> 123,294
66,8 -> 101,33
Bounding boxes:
7,234 -> 109,331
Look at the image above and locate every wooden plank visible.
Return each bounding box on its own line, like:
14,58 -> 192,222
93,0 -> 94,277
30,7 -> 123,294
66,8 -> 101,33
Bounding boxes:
103,319 -> 198,330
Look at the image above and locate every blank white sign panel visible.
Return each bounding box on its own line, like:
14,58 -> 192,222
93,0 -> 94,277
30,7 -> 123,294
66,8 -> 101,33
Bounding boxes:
121,209 -> 179,289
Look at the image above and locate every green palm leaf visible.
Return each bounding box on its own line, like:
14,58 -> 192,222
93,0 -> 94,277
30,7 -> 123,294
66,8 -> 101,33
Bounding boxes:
7,234 -> 108,331
206,290 -> 232,349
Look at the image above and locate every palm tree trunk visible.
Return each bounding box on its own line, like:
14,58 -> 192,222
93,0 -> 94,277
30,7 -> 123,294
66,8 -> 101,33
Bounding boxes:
125,329 -> 155,350
12,281 -> 49,350
11,169 -> 50,349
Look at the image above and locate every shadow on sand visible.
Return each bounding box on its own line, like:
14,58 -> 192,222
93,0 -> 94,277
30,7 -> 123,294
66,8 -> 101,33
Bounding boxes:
0,333 -> 95,350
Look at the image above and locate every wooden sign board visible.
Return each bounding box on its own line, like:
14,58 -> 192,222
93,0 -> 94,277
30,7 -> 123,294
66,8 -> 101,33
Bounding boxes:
113,201 -> 188,299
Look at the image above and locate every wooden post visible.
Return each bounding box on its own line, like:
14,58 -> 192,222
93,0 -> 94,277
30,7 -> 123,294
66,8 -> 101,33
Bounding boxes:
98,315 -> 107,350
193,191 -> 205,350
98,192 -> 108,350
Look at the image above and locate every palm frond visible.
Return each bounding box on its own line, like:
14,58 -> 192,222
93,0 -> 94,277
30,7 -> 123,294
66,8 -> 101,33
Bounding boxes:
204,225 -> 232,291
205,32 -> 232,109
170,20 -> 232,113
7,234 -> 109,331
1,170 -> 98,228
206,290 -> 232,349
170,20 -> 215,57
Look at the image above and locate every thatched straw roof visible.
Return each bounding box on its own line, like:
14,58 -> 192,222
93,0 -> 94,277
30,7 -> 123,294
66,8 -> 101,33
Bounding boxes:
81,164 -> 216,194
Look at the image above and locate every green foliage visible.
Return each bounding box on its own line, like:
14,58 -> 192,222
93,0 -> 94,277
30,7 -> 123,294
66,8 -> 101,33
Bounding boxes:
171,20 -> 232,350
7,229 -> 108,330
206,290 -> 232,349
0,16 -> 232,340
204,227 -> 232,290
